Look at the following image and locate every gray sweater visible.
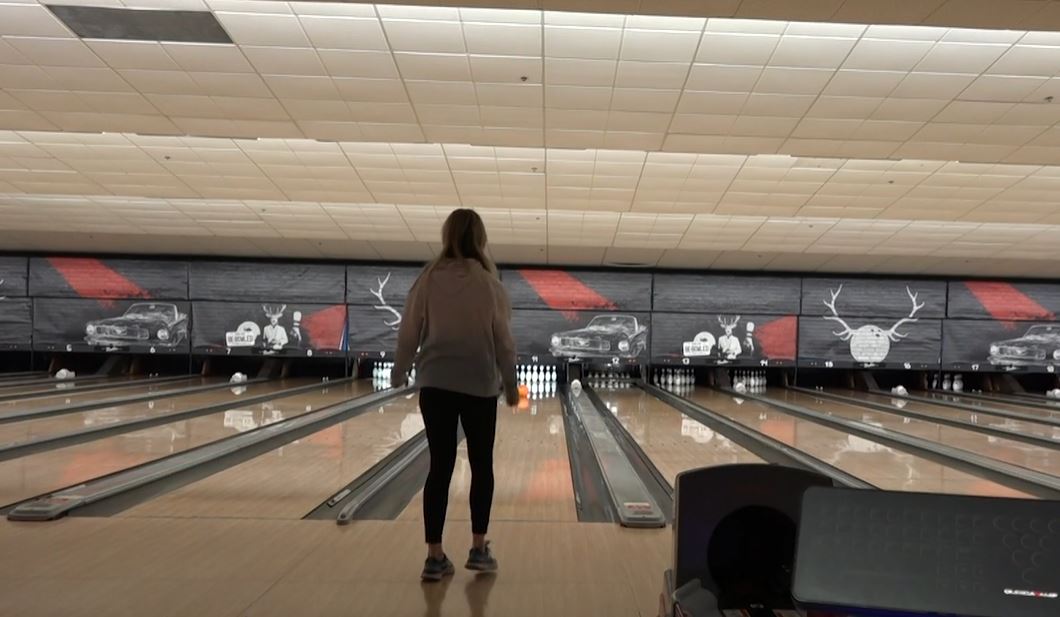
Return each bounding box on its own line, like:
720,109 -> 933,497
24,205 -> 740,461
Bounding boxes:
392,259 -> 518,399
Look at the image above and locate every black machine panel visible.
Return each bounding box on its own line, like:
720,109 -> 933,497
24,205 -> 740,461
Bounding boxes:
29,257 -> 188,299
652,273 -> 801,314
799,316 -> 942,370
948,280 -> 1060,321
943,319 -> 1060,373
191,302 -> 346,358
802,278 -> 946,319
34,298 -> 191,354
794,487 -> 1060,617
511,309 -> 651,364
502,268 -> 652,312
189,261 -> 345,303
651,312 -> 797,367
346,304 -> 401,358
0,256 -> 28,297
0,298 -> 31,350
346,264 -> 421,307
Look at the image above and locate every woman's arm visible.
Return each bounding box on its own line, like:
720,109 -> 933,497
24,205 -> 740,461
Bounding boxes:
493,284 -> 518,404
391,274 -> 426,386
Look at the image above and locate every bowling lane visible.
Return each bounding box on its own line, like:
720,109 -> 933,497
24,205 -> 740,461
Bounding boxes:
0,376 -> 207,416
837,390 -> 1060,443
776,389 -> 1060,477
593,387 -> 762,486
121,391 -> 423,519
686,388 -> 1030,498
399,395 -> 578,523
0,375 -> 142,396
0,380 -> 373,509
915,390 -> 1060,421
0,379 -> 286,445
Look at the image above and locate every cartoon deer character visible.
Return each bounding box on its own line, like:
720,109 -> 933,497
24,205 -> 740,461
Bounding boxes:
718,316 -> 742,360
262,304 -> 289,351
823,285 -> 924,364
370,273 -> 402,332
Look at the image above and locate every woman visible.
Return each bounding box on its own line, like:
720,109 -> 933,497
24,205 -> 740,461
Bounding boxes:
391,208 -> 519,582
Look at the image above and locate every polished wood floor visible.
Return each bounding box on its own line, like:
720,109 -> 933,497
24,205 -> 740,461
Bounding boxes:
0,518 -> 669,617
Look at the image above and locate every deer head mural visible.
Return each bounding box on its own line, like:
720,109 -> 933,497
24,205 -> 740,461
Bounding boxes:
371,273 -> 402,331
823,285 -> 925,364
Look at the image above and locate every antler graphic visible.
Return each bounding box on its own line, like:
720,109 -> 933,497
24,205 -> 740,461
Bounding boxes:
0,278 -> 5,301
717,315 -> 741,328
823,286 -> 856,341
370,273 -> 402,331
885,287 -> 925,341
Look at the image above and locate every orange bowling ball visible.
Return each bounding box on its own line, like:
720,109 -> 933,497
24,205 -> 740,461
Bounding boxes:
518,384 -> 529,398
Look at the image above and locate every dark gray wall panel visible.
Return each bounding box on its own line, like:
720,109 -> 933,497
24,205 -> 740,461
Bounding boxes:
34,298 -> 190,354
346,304 -> 401,357
802,278 -> 945,319
191,302 -> 346,358
29,257 -> 187,299
943,319 -> 1060,373
189,261 -> 344,303
652,274 -> 800,314
798,317 -> 941,369
502,268 -> 652,311
651,312 -> 797,366
0,298 -> 31,349
0,257 -> 27,297
948,280 -> 1060,321
511,309 -> 650,363
346,264 -> 422,307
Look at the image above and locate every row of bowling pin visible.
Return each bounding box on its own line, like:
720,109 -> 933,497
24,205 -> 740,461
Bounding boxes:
732,370 -> 767,388
518,364 -> 557,384
371,362 -> 414,384
660,382 -> 693,396
524,380 -> 557,399
654,368 -> 694,387
931,373 -> 964,392
587,371 -> 634,388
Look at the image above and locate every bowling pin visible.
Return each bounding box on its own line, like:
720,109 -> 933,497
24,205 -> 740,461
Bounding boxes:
952,374 -> 964,393
942,374 -> 952,391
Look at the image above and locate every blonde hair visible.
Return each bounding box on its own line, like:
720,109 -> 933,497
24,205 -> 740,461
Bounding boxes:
427,208 -> 497,275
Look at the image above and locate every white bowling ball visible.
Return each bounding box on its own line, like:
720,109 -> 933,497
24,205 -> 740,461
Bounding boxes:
734,382 -> 747,394
895,385 -> 908,396
1050,388 -> 1060,398
570,379 -> 582,396
229,372 -> 246,384
55,369 -> 69,379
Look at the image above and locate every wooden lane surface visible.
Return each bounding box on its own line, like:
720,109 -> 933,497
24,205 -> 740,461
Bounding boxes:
687,388 -> 1032,498
593,387 -> 762,486
0,380 -> 366,509
0,374 -> 146,396
0,378 -> 252,444
399,395 -> 578,524
0,376 -> 205,416
843,390 -> 1060,442
780,389 -> 1060,477
0,518 -> 669,617
904,390 -> 1060,423
121,389 -> 420,519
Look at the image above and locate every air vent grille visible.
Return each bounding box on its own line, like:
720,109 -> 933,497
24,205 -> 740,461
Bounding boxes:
47,5 -> 233,44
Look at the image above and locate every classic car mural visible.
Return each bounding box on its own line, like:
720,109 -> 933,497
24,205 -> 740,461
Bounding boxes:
988,325 -> 1060,366
85,302 -> 188,348
549,314 -> 648,359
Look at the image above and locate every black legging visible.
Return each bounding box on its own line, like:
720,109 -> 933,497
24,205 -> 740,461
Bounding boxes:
419,387 -> 498,544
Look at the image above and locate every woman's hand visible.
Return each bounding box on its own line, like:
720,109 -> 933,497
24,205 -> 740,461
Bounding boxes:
503,387 -> 519,407
390,368 -> 408,388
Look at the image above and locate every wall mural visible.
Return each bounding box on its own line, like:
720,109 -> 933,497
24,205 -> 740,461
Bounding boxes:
0,257 -> 27,298
651,312 -> 797,367
944,319 -> 1060,373
191,302 -> 346,358
652,273 -> 801,314
502,268 -> 652,312
511,309 -> 651,364
346,304 -> 400,358
948,280 -> 1060,321
34,299 -> 191,354
0,299 -> 31,350
29,257 -> 188,299
802,278 -> 946,318
189,261 -> 345,303
346,265 -> 420,307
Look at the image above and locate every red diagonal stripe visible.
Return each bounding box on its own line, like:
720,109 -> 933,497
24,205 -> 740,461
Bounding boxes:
519,270 -> 616,321
302,305 -> 347,350
756,315 -> 797,360
964,281 -> 1054,325
48,257 -> 150,309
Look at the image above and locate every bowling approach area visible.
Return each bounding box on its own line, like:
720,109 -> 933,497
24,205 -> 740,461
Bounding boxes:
2,0 -> 1060,615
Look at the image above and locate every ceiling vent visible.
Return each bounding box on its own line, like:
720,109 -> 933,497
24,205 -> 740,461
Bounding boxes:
47,5 -> 233,44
